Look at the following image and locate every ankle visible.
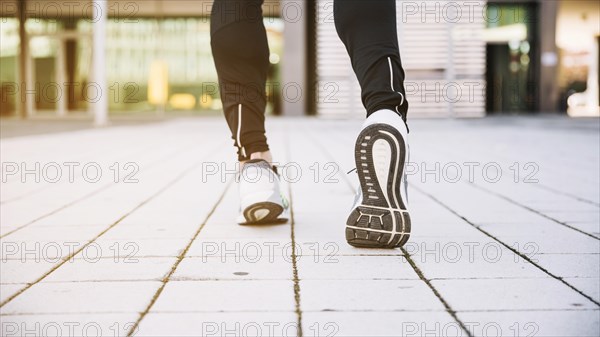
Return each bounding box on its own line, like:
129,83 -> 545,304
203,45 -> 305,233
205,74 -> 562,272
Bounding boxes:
240,151 -> 273,168
250,151 -> 273,163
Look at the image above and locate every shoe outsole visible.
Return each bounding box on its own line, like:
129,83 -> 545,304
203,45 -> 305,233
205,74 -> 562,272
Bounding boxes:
346,123 -> 411,249
241,202 -> 285,225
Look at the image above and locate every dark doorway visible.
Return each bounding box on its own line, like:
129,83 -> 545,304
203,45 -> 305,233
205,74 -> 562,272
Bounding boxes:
485,2 -> 539,114
34,57 -> 57,111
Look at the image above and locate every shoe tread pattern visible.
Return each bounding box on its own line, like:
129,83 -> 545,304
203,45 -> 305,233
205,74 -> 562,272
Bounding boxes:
346,123 -> 411,248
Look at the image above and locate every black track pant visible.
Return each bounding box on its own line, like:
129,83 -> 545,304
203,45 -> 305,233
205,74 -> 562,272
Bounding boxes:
211,0 -> 408,161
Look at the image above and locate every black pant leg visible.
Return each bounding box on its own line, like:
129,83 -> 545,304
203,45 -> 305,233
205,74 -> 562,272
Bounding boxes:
334,0 -> 409,122
211,0 -> 270,161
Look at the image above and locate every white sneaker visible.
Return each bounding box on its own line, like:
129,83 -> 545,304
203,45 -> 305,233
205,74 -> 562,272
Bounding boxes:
346,109 -> 411,248
236,159 -> 289,225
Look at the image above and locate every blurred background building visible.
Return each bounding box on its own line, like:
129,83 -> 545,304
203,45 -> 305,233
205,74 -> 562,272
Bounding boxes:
0,0 -> 598,121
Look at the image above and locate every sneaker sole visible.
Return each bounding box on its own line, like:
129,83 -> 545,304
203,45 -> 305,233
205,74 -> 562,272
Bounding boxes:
241,202 -> 285,225
346,123 -> 411,248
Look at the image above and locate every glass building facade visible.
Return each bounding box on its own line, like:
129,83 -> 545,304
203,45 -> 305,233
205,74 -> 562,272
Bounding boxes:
0,14 -> 283,116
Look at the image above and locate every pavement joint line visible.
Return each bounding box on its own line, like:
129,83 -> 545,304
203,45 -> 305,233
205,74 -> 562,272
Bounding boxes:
0,184 -> 54,205
285,127 -> 304,337
0,141 -> 207,239
415,139 -> 600,209
453,308 -> 600,313
1,255 -> 182,261
468,181 -> 600,241
412,142 -> 599,240
413,185 -> 600,308
401,248 -> 475,337
126,179 -> 233,336
304,128 -> 357,194
0,184 -> 114,239
0,135 -> 183,206
427,277 -> 557,281
534,253 -> 600,255
0,311 -> 146,316
308,129 -> 472,337
25,277 -> 163,284
15,279 -> 166,283
127,309 -> 450,314
534,183 -> 600,208
0,147 -> 223,308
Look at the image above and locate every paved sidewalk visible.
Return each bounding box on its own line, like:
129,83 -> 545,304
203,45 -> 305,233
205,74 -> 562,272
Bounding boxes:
1,116 -> 599,337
